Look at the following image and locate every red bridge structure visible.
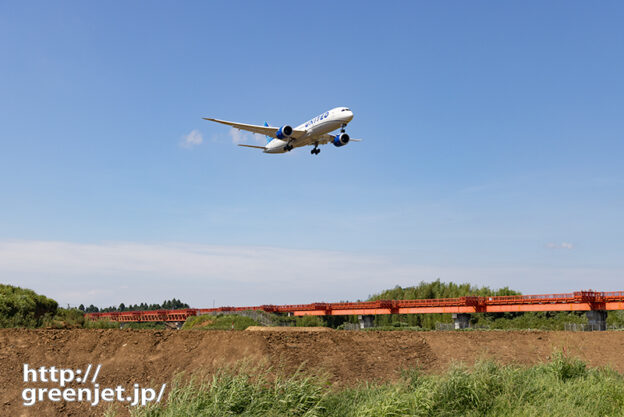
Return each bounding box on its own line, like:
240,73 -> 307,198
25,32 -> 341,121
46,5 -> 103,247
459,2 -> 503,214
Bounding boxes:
85,290 -> 624,330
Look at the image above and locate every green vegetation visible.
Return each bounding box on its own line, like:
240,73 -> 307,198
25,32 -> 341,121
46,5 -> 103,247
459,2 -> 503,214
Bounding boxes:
182,314 -> 260,330
122,322 -> 169,329
369,279 -> 521,301
367,280 -> 597,330
475,311 -> 587,330
182,313 -> 328,330
85,321 -> 168,329
293,315 -> 326,327
129,354 -> 624,417
42,307 -> 86,328
0,284 -> 58,327
0,284 -> 186,329
607,310 -> 624,327
81,298 -> 189,313
84,319 -> 119,329
369,280 -> 519,329
3,281 -> 624,331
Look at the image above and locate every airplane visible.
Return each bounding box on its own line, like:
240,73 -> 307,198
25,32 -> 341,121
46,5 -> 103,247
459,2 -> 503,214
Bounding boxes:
203,107 -> 360,155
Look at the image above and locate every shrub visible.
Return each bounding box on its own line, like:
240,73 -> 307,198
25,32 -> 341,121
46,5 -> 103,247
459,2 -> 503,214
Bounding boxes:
43,308 -> 85,328
0,284 -> 58,328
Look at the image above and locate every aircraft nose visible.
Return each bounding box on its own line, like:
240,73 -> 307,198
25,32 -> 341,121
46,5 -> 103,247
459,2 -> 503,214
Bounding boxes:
346,111 -> 354,122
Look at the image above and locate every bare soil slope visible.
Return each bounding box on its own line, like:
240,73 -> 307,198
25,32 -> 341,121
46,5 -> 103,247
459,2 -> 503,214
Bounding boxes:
2,329 -> 623,416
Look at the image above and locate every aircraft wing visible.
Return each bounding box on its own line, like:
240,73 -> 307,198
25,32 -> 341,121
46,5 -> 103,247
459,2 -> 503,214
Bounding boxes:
237,144 -> 265,149
203,118 -> 306,139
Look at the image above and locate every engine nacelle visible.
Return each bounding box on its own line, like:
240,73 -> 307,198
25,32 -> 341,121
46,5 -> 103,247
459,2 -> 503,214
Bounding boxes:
275,125 -> 293,139
332,133 -> 350,147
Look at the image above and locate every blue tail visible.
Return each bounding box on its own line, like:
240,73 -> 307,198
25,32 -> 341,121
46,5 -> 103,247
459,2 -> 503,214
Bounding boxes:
264,122 -> 272,144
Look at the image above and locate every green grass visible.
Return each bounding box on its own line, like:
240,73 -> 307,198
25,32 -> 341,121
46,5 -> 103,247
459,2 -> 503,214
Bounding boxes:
84,319 -> 119,329
122,322 -> 168,329
126,352 -> 624,417
182,314 -> 259,330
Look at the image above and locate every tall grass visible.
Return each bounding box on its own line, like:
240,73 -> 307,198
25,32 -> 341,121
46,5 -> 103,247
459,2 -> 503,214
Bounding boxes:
182,314 -> 259,330
128,352 -> 624,417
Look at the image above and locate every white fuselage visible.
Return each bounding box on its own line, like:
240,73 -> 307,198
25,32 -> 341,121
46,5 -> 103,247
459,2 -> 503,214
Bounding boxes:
264,107 -> 354,153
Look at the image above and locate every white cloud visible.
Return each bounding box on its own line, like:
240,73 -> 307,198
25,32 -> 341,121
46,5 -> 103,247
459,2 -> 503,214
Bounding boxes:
546,242 -> 574,250
0,240 -> 618,309
229,128 -> 265,145
180,129 -> 203,148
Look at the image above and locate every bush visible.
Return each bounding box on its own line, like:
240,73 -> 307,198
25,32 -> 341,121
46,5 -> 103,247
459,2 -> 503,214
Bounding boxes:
295,315 -> 325,327
0,284 -> 58,328
43,308 -> 85,328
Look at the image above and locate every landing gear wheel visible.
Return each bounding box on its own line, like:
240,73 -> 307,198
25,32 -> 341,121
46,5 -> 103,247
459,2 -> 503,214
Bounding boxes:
340,123 -> 347,134
311,148 -> 320,155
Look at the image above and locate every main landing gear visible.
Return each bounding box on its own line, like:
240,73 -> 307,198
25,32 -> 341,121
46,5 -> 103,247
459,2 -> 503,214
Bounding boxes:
311,142 -> 320,155
284,143 -> 294,152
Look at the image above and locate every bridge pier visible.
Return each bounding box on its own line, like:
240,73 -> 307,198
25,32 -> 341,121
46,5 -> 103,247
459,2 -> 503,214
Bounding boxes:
453,313 -> 471,330
358,315 -> 375,329
586,310 -> 607,331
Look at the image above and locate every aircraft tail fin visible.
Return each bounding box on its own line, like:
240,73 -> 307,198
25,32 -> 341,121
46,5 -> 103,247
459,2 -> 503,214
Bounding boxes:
264,122 -> 272,144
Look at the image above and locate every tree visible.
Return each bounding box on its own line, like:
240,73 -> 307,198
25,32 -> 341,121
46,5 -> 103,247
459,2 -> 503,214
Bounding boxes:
368,279 -> 522,329
0,284 -> 58,327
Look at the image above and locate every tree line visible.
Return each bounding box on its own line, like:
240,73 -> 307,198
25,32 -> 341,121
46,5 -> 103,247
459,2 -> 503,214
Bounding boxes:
79,298 -> 190,313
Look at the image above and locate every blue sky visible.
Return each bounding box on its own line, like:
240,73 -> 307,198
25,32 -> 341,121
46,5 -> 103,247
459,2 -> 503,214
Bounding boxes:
1,2 -> 622,307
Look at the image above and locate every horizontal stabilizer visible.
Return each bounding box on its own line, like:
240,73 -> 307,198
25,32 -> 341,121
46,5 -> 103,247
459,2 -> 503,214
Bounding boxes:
237,144 -> 266,149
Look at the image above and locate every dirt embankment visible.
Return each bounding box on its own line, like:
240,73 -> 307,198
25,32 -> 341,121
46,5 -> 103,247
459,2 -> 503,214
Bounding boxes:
2,329 -> 624,416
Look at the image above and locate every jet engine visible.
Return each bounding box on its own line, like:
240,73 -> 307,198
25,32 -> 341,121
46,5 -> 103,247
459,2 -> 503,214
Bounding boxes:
332,133 -> 350,147
275,125 -> 293,139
